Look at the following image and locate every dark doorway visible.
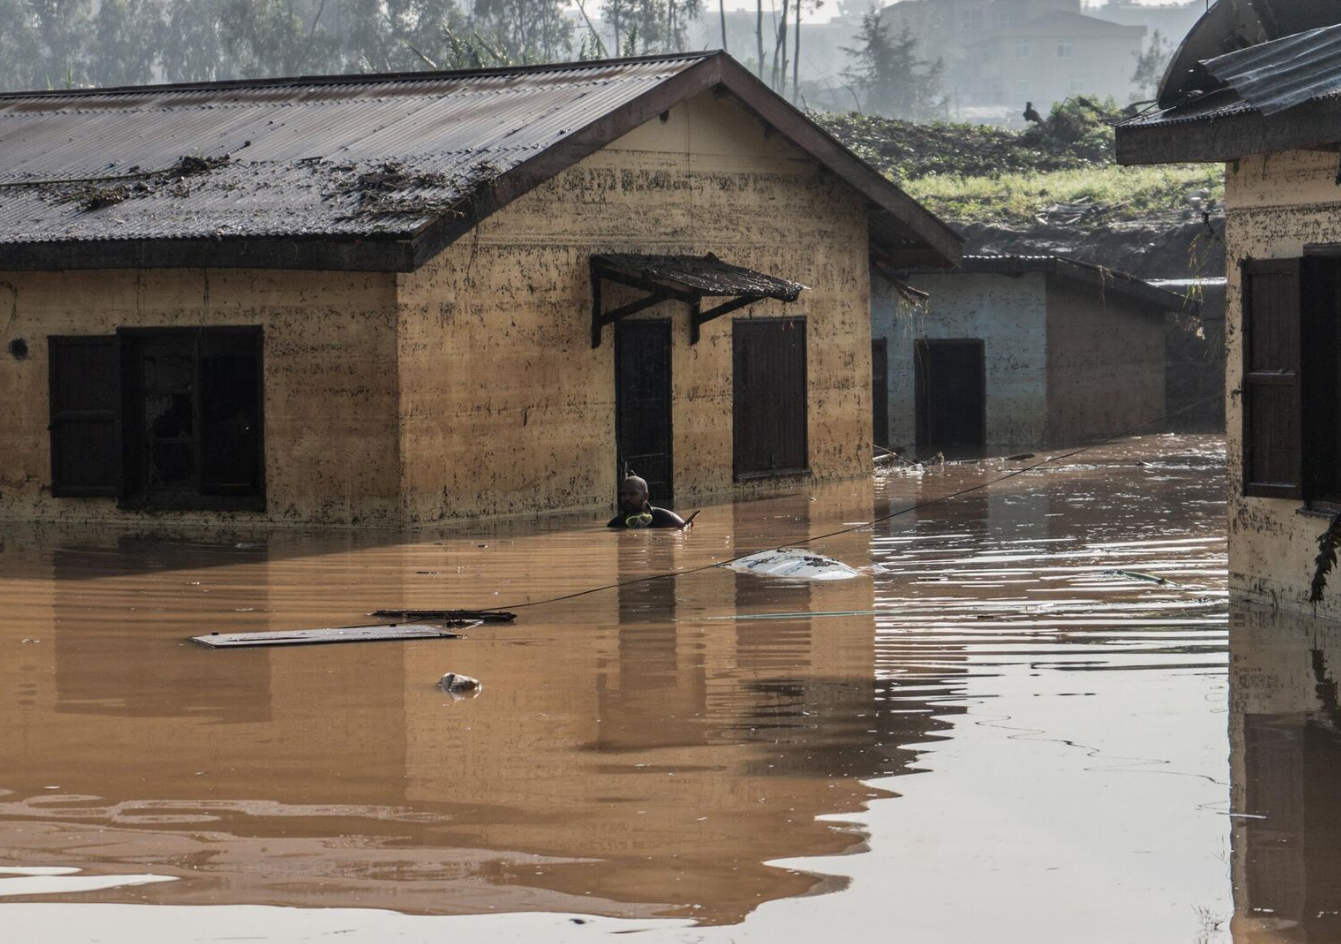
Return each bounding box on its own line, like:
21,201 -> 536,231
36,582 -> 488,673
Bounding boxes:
915,339 -> 986,452
872,338 -> 889,448
733,317 -> 808,478
615,320 -> 673,504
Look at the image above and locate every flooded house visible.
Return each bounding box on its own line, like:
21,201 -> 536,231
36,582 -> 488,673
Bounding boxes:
870,254 -> 1188,453
1115,0 -> 1341,618
0,52 -> 961,528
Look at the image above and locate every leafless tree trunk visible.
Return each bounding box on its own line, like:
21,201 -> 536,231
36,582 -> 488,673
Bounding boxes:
792,0 -> 801,103
756,0 -> 765,78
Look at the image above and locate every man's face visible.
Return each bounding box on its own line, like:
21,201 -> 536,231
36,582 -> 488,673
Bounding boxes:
619,488 -> 646,513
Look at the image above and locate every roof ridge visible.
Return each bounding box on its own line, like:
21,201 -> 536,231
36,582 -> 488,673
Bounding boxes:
0,51 -> 720,101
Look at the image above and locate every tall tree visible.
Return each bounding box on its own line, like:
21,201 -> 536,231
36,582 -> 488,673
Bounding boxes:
0,0 -> 44,90
1131,28 -> 1172,103
842,11 -> 945,120
88,0 -> 164,86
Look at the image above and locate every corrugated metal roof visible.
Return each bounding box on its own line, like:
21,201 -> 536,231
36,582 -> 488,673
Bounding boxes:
1201,23 -> 1341,115
897,254 -> 1198,313
594,253 -> 806,300
0,56 -> 708,246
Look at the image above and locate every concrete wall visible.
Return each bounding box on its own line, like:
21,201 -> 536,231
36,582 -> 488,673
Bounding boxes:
396,90 -> 873,524
1223,148 -> 1341,617
1043,276 -> 1166,445
871,269 -> 1048,450
0,269 -> 402,526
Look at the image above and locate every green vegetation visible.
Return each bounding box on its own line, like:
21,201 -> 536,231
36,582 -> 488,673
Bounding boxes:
813,97 -> 1223,225
904,164 -> 1224,225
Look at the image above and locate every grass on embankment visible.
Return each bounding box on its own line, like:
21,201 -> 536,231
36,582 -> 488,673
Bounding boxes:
900,163 -> 1225,225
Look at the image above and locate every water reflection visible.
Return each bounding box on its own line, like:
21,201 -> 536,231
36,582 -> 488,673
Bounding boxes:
0,434 -> 1235,936
1230,602 -> 1341,943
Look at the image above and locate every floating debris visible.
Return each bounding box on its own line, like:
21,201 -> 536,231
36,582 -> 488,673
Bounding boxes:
1101,569 -> 1174,586
438,672 -> 482,697
371,609 -> 516,623
191,623 -> 466,648
724,549 -> 863,581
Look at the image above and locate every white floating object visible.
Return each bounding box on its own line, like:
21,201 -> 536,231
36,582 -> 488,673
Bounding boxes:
438,673 -> 482,698
191,623 -> 464,648
724,549 -> 863,581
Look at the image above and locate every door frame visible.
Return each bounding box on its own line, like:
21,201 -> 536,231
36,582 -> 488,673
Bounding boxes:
914,338 -> 986,450
614,319 -> 674,503
871,336 -> 889,448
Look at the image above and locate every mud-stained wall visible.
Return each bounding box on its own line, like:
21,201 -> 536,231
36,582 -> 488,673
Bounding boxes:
0,269 -> 401,525
1043,279 -> 1166,446
871,270 -> 1048,450
1223,149 -> 1341,617
395,91 -> 872,523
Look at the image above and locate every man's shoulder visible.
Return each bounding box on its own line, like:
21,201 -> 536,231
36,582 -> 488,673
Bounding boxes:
649,507 -> 685,528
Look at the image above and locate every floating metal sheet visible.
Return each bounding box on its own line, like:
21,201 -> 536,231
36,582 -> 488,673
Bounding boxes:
0,57 -> 707,246
191,622 -> 468,648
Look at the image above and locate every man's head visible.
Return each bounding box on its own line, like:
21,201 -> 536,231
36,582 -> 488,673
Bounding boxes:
618,475 -> 650,514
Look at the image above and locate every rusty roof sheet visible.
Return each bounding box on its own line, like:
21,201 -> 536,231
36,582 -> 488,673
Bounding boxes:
0,56 -> 708,247
594,253 -> 806,300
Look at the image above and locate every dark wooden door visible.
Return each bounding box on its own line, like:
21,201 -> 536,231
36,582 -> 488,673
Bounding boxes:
872,338 -> 889,448
616,321 -> 673,504
733,318 -> 808,477
915,339 -> 986,450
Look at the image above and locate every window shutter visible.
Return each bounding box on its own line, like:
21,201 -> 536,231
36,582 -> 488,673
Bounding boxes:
1242,260 -> 1302,499
48,335 -> 121,497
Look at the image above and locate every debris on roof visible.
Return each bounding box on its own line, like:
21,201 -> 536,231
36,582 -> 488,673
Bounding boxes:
0,52 -> 963,272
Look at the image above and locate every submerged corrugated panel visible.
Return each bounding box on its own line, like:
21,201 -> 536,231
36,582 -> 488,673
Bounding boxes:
0,57 -> 706,245
1203,23 -> 1341,115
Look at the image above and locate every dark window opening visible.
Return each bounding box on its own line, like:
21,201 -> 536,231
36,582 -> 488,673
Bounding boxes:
733,317 -> 808,479
48,327 -> 265,511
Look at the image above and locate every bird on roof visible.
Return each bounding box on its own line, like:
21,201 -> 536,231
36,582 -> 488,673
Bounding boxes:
1023,102 -> 1044,124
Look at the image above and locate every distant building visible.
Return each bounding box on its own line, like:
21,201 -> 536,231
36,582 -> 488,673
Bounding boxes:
1088,1 -> 1204,45
871,255 -> 1187,453
965,10 -> 1146,109
1115,0 -> 1341,619
878,0 -> 1144,114
0,52 -> 960,527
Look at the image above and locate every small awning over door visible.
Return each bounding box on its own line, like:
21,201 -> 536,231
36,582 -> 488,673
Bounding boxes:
590,253 -> 807,348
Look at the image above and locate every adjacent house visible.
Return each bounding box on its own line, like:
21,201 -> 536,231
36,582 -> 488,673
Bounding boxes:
0,52 -> 961,527
1115,0 -> 1341,618
871,254 -> 1188,453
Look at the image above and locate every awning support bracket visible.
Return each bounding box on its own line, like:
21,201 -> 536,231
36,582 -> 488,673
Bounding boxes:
691,296 -> 759,344
590,256 -> 793,348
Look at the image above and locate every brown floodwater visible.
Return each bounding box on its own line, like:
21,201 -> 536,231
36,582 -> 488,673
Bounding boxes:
0,434 -> 1252,942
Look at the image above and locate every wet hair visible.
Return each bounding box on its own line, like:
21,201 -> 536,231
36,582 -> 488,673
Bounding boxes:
619,475 -> 649,496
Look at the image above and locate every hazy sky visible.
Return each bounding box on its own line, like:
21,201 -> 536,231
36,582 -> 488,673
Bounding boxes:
664,0 -> 1198,25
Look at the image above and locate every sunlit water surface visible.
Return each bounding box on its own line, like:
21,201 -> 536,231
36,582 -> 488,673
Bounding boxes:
0,435 -> 1237,942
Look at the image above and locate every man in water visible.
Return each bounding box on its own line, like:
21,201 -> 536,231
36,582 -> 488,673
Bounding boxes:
608,475 -> 687,529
